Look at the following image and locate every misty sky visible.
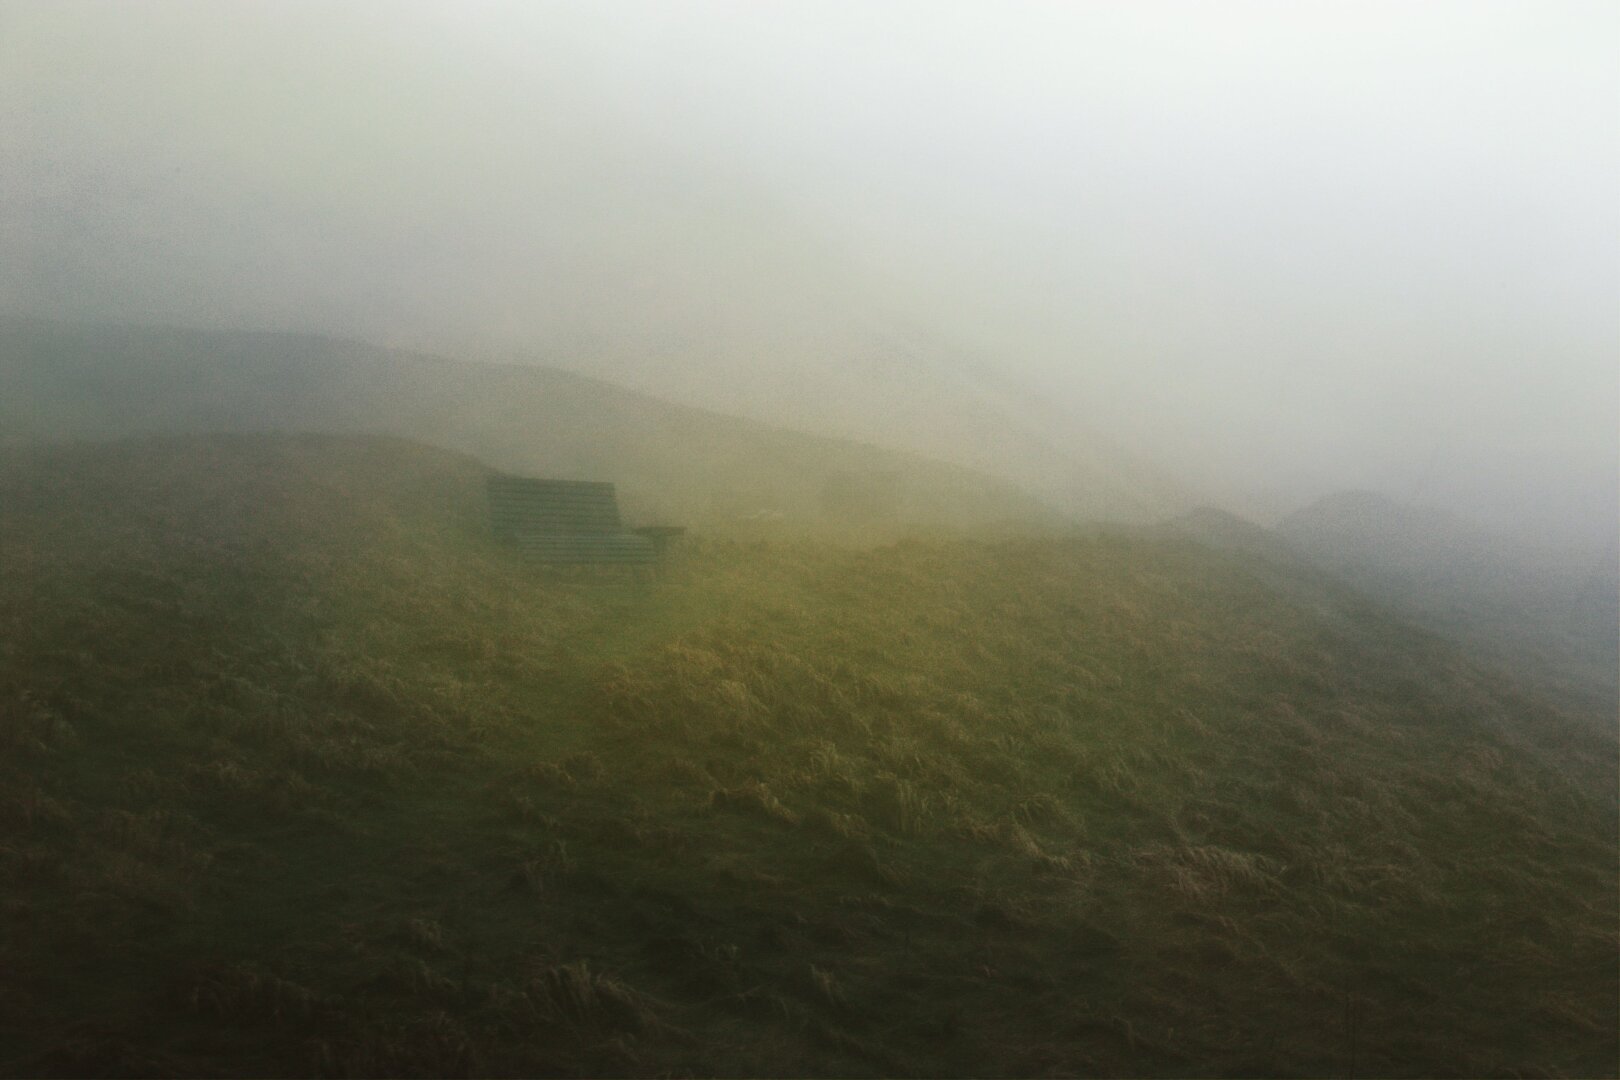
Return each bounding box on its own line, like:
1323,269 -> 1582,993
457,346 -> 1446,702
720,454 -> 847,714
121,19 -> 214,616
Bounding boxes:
2,1 -> 1616,547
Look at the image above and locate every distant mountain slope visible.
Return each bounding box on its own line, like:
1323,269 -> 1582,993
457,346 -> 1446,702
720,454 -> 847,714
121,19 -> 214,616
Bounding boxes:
1272,492 -> 1618,716
560,308 -> 1194,524
0,317 -> 1057,535
1278,491 -> 1523,589
1,434 -> 1612,1076
1165,506 -> 1301,565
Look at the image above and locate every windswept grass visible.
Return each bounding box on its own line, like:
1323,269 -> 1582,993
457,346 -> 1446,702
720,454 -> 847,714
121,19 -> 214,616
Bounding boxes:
1,434 -> 1614,1077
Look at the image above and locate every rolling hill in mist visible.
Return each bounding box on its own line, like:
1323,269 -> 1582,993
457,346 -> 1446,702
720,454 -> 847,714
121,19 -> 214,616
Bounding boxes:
544,303 -> 1195,524
1171,496 -> 1620,719
0,318 -> 1057,536
1280,495 -> 1620,708
1,433 -> 1614,1077
3,5 -> 1614,1077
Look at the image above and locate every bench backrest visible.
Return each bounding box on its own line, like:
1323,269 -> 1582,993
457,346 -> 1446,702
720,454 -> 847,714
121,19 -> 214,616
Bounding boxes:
487,474 -> 659,565
487,476 -> 624,538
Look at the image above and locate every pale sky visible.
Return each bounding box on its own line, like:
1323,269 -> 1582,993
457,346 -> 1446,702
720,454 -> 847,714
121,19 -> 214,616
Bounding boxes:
2,1 -> 1615,546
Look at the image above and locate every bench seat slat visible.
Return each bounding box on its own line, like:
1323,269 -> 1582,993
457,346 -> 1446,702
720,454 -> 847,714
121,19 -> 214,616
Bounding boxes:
510,532 -> 658,564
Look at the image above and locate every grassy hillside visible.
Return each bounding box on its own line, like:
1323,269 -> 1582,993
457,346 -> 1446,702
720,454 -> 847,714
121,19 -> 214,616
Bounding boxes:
2,435 -> 1615,1077
0,318 -> 1056,536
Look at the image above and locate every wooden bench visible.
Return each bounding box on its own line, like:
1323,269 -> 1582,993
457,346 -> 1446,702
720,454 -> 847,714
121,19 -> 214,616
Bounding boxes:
486,475 -> 681,565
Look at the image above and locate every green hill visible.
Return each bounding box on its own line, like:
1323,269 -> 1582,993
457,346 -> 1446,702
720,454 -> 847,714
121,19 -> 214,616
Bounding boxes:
2,435 -> 1615,1077
0,318 -> 1056,536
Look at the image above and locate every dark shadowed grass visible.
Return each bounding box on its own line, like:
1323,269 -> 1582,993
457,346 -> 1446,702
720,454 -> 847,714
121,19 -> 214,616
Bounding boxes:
1,434 -> 1615,1077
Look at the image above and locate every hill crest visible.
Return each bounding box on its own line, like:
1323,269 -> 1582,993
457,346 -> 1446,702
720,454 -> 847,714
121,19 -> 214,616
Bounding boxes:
0,316 -> 1058,537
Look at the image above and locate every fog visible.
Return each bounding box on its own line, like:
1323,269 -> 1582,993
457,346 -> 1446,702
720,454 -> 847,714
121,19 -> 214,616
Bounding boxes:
3,1 -> 1615,550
